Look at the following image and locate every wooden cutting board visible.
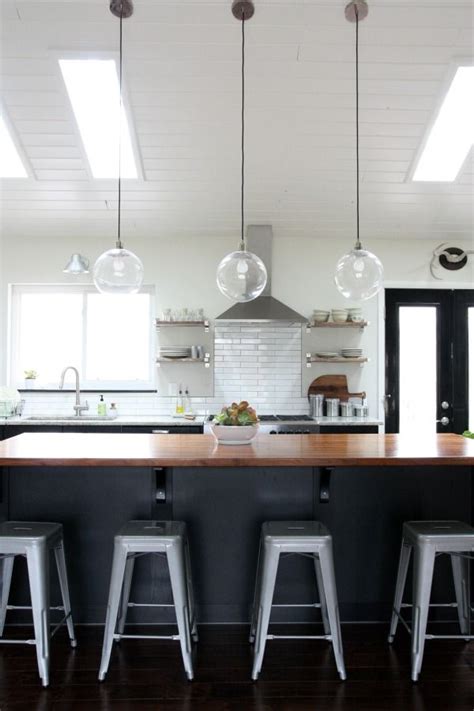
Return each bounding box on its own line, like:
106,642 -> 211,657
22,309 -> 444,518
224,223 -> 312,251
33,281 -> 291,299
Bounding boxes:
307,375 -> 366,402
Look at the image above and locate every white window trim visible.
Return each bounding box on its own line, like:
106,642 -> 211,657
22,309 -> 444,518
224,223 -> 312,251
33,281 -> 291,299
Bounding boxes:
8,283 -> 156,391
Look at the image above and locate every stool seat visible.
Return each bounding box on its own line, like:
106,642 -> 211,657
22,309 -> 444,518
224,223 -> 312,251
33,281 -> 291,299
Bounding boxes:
0,521 -> 63,542
98,520 -> 196,682
0,520 -> 76,687
116,519 -> 187,544
403,520 -> 474,544
389,519 -> 474,681
262,521 -> 330,541
250,521 -> 346,681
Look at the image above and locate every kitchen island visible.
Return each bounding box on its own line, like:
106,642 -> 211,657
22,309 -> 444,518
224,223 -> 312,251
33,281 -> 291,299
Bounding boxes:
0,432 -> 472,624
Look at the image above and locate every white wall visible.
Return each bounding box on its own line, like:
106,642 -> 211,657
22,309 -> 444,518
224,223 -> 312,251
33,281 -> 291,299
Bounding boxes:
1,231 -> 473,416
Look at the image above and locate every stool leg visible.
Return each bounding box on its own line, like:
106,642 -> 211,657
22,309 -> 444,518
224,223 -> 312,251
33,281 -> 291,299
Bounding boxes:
0,555 -> 15,637
317,543 -> 346,681
411,543 -> 435,682
184,538 -> 198,642
117,555 -> 135,636
314,555 -> 330,636
249,535 -> 264,643
450,553 -> 470,639
388,540 -> 412,643
26,545 -> 50,687
167,540 -> 194,681
98,542 -> 128,681
54,541 -> 77,648
251,542 -> 280,681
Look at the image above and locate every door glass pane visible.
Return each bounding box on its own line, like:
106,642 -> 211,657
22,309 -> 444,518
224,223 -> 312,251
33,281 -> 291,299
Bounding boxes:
469,307 -> 474,431
399,306 -> 437,436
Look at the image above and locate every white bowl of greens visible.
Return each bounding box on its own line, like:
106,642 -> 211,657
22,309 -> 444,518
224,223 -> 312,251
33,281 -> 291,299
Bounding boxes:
210,401 -> 259,445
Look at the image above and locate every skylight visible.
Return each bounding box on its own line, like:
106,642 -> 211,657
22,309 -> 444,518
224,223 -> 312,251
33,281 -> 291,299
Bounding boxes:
0,115 -> 28,178
412,65 -> 474,182
59,59 -> 138,179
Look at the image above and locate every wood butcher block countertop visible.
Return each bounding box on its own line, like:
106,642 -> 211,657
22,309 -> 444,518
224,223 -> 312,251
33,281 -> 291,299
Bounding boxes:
0,432 -> 473,468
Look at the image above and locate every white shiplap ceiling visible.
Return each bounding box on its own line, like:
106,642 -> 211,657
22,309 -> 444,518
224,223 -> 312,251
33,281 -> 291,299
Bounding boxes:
0,0 -> 473,243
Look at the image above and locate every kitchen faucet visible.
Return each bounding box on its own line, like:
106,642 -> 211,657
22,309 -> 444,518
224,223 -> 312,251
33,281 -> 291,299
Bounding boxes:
59,366 -> 89,416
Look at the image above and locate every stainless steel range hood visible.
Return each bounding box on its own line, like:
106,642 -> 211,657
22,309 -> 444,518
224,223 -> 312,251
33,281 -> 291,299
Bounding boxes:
216,225 -> 307,323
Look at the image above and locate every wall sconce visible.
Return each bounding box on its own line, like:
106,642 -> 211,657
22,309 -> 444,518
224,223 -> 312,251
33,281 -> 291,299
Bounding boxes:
63,254 -> 90,274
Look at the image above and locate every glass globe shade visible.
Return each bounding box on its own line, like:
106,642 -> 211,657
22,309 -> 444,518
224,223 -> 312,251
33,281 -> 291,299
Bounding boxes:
334,248 -> 384,301
216,250 -> 267,302
93,247 -> 144,295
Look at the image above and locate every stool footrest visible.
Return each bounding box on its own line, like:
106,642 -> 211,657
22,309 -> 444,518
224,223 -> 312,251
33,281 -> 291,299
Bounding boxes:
272,603 -> 321,608
393,610 -> 472,639
7,605 -> 65,612
0,638 -> 37,645
267,634 -> 331,641
127,602 -> 174,608
400,602 -> 458,608
113,633 -> 180,641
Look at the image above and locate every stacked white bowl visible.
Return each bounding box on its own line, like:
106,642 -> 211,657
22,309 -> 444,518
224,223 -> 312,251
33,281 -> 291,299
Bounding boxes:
331,309 -> 348,323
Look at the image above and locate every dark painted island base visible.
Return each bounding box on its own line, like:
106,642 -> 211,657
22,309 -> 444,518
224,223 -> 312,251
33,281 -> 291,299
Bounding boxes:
2,465 -> 471,625
0,623 -> 472,710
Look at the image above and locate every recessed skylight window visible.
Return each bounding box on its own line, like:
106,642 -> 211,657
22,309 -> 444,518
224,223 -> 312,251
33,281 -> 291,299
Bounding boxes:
412,65 -> 474,182
59,59 -> 138,179
0,115 -> 28,178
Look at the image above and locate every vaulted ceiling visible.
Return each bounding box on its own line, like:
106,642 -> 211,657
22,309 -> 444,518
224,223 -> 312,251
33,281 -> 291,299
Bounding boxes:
0,0 -> 473,243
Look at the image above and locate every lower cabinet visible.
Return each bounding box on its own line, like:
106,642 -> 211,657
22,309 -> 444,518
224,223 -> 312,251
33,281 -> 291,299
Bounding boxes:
0,424 -> 204,439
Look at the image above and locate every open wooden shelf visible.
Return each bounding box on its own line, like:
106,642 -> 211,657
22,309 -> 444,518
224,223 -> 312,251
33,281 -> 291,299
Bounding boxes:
309,356 -> 369,363
155,319 -> 210,331
156,354 -> 211,368
307,320 -> 368,329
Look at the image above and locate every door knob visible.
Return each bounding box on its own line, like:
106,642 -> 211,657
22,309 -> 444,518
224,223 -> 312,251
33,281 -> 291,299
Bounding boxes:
436,416 -> 450,426
440,401 -> 450,410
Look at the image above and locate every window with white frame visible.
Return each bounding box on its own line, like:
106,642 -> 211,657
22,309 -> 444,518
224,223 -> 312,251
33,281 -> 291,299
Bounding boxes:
9,285 -> 155,390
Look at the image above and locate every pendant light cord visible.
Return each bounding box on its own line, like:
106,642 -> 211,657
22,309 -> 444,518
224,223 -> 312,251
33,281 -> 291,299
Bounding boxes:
354,4 -> 361,250
240,11 -> 246,251
116,6 -> 124,249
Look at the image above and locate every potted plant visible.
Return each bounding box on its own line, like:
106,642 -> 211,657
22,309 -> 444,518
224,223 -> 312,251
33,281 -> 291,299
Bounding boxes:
210,401 -> 259,445
24,370 -> 38,389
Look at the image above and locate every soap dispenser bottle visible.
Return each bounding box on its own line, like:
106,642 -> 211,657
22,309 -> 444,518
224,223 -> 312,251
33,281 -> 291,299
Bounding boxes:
176,388 -> 184,415
98,395 -> 107,417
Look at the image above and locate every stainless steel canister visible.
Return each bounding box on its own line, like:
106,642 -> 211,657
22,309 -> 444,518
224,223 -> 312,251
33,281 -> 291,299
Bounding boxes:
353,404 -> 369,418
326,398 -> 340,417
309,394 -> 324,418
340,401 -> 354,417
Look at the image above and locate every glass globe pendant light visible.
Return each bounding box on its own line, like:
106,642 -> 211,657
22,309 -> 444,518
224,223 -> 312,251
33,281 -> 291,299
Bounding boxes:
334,0 -> 383,301
216,0 -> 267,303
93,0 -> 144,295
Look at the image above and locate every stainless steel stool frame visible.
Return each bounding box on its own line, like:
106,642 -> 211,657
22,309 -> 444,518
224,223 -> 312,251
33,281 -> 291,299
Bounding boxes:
98,521 -> 197,682
249,522 -> 346,681
0,522 -> 77,687
388,520 -> 473,682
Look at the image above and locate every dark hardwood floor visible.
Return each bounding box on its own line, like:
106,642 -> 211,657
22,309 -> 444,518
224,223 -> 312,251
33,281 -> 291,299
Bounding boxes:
0,624 -> 472,711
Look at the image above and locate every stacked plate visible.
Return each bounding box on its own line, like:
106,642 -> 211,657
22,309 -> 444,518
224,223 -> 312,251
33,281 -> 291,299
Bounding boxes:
315,351 -> 339,359
341,348 -> 363,359
159,346 -> 192,359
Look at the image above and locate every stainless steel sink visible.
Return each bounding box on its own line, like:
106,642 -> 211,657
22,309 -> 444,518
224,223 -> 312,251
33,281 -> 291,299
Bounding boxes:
24,415 -> 117,422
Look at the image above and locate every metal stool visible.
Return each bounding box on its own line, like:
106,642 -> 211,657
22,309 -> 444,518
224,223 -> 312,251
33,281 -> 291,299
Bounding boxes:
98,520 -> 197,682
249,521 -> 346,681
388,520 -> 474,681
0,521 -> 77,687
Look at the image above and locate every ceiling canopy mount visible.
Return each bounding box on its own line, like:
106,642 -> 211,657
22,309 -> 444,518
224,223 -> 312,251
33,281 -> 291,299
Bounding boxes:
109,0 -> 134,19
231,0 -> 255,21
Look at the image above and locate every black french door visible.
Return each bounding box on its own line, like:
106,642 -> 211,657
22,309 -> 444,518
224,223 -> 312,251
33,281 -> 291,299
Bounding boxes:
385,289 -> 474,434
